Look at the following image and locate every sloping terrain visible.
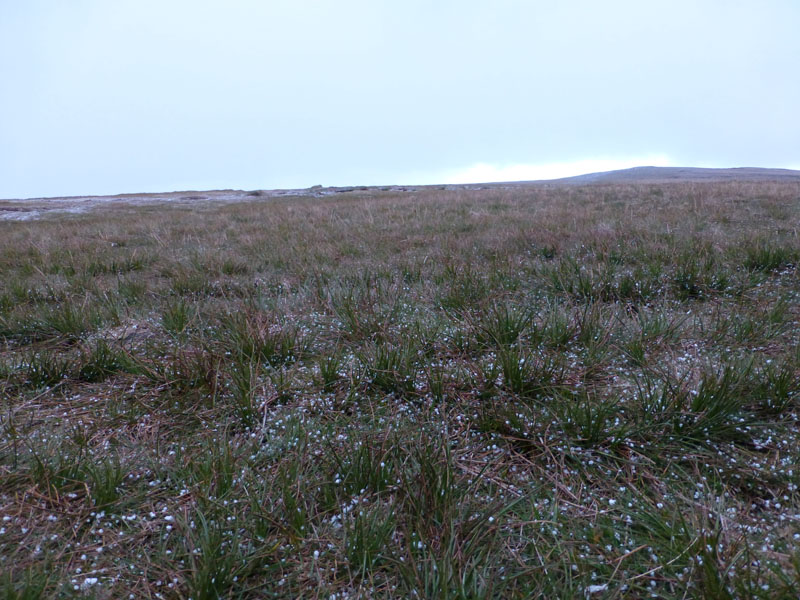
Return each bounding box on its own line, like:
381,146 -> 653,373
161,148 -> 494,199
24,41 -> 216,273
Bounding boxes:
549,166 -> 800,184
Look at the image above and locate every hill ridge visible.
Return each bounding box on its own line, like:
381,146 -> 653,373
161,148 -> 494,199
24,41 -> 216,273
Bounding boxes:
546,165 -> 800,184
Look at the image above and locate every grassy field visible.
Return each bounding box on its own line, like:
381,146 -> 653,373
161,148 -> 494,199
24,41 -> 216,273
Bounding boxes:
1,181 -> 800,599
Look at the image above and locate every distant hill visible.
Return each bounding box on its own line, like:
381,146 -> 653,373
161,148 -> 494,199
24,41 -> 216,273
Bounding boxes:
547,166 -> 800,184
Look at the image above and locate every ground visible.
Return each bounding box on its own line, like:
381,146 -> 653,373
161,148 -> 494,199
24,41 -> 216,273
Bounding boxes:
1,180 -> 799,599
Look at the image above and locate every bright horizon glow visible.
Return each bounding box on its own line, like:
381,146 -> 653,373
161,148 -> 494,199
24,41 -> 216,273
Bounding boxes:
425,156 -> 676,186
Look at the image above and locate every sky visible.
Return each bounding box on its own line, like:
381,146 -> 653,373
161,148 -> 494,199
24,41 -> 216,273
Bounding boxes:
2,1 -> 799,199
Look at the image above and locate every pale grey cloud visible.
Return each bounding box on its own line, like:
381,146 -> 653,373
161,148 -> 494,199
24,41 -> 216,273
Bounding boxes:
2,1 -> 798,198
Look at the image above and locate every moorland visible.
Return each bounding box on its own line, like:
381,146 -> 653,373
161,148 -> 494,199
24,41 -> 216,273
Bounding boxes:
1,176 -> 800,598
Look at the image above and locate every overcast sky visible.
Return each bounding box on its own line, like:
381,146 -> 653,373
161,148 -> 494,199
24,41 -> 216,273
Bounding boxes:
2,1 -> 799,199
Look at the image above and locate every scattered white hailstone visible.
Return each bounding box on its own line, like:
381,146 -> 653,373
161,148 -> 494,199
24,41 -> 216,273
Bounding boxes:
585,584 -> 608,596
81,577 -> 98,589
